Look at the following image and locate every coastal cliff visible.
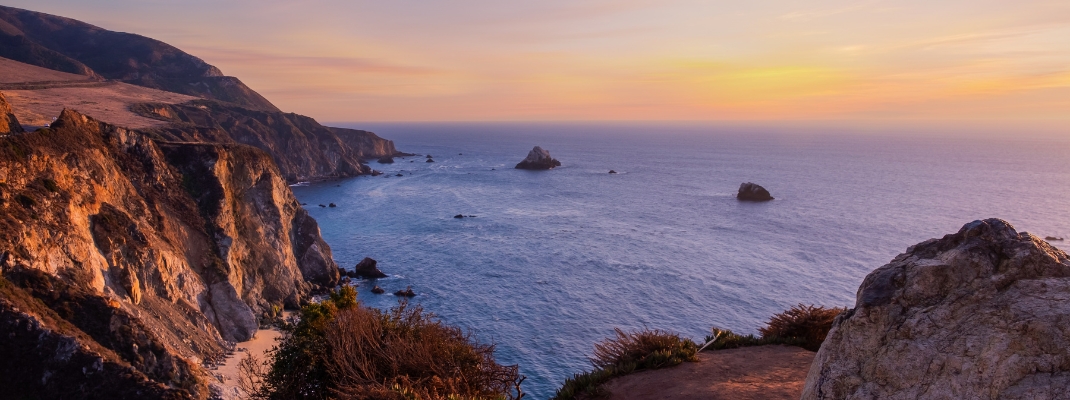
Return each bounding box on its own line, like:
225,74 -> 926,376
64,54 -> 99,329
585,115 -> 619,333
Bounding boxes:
0,104 -> 339,398
132,101 -> 404,183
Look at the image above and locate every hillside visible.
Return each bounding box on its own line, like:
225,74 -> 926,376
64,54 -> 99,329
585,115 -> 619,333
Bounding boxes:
0,5 -> 278,111
2,54 -> 406,181
1,57 -> 196,128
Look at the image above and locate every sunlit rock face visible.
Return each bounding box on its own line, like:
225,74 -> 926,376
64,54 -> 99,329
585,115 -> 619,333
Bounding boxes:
0,92 -> 23,134
0,109 -> 339,398
515,146 -> 561,170
803,218 -> 1070,400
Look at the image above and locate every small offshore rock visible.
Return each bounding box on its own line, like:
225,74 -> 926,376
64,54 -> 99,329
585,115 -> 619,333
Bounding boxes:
426,158 -> 435,163
318,204 -> 326,208
454,214 -> 465,219
395,173 -> 403,177
737,182 -> 774,201
352,257 -> 388,279
328,203 -> 336,207
371,285 -> 385,294
394,286 -> 416,297
515,146 -> 562,170
609,170 -> 617,174
1046,236 -> 1065,241
377,156 -> 394,164
426,155 -> 433,158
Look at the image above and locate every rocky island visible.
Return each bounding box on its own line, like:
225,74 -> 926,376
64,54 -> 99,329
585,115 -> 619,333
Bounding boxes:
737,182 -> 774,201
515,146 -> 562,170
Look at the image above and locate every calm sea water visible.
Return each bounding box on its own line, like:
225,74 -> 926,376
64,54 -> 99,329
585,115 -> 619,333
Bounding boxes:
292,123 -> 1070,399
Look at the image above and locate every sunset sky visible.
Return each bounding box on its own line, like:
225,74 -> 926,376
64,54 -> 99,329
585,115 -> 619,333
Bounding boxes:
8,0 -> 1070,126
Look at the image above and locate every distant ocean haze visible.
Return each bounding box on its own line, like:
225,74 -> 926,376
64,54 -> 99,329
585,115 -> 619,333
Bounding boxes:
292,122 -> 1070,399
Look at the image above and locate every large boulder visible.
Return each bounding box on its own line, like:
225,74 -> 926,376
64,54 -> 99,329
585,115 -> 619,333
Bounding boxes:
737,182 -> 773,201
802,219 -> 1070,399
515,146 -> 561,170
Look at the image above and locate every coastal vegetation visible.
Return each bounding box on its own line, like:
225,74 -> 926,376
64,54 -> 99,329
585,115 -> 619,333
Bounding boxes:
553,304 -> 843,399
239,285 -> 523,400
553,329 -> 698,400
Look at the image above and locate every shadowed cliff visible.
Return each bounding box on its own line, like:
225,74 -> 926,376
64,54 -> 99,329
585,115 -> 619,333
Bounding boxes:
132,100 -> 405,183
0,5 -> 278,112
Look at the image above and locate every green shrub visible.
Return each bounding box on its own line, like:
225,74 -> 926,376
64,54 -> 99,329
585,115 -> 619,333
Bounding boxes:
554,329 -> 697,400
700,327 -> 805,351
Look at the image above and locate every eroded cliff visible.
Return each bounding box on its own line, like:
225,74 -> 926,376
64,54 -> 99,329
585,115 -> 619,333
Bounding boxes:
0,105 -> 339,397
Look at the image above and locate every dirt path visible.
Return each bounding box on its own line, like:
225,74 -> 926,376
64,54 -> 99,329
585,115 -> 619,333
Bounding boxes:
603,345 -> 815,400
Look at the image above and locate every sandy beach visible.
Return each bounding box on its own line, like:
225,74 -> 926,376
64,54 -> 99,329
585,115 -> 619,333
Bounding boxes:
212,327 -> 285,399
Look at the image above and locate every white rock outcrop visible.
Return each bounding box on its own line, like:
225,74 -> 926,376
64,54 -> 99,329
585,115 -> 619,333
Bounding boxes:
802,218 -> 1070,399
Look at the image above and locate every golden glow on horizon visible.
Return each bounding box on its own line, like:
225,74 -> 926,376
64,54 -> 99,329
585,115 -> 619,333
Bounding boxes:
8,0 -> 1070,127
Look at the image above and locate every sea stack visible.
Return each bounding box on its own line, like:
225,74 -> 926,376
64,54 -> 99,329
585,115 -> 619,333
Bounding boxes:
352,257 -> 388,279
515,146 -> 561,170
803,219 -> 1070,399
737,182 -> 774,201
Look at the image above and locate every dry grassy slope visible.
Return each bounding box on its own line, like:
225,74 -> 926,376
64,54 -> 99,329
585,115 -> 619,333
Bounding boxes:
0,106 -> 339,398
0,5 -> 279,111
0,56 -> 195,128
0,55 -> 91,83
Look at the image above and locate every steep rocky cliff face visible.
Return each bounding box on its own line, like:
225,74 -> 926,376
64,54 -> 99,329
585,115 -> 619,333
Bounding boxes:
1,276 -> 194,399
0,108 -> 339,397
0,5 -> 278,111
133,100 -> 405,182
802,219 -> 1070,399
0,91 -> 21,133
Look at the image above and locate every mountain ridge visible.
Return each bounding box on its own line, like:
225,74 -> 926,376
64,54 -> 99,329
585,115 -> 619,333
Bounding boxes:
0,5 -> 277,112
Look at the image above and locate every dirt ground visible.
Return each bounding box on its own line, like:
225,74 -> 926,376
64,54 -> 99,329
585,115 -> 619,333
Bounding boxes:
211,327 -> 284,399
0,56 -> 194,129
603,345 -> 815,400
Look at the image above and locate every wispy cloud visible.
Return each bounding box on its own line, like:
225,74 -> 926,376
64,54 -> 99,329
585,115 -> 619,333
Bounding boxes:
186,47 -> 442,76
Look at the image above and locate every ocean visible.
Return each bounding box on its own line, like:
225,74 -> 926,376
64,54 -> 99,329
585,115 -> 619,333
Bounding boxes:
291,122 -> 1070,399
